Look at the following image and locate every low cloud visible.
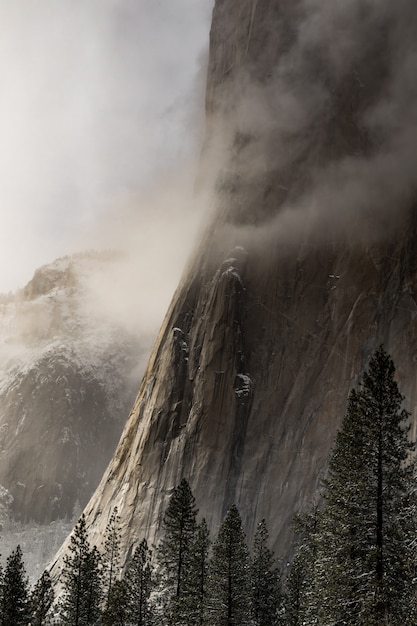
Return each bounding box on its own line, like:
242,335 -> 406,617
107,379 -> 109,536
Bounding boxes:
206,0 -> 417,251
0,0 -> 213,298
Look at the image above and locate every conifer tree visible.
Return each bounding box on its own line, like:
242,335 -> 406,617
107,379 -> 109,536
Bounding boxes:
283,507 -> 321,626
205,504 -> 251,626
102,579 -> 129,626
84,546 -> 103,624
251,519 -> 282,626
313,347 -> 417,625
124,538 -> 153,625
158,478 -> 198,624
29,569 -> 54,626
283,552 -> 307,626
59,514 -> 103,626
183,518 -> 211,626
102,507 -> 121,604
0,544 -> 29,626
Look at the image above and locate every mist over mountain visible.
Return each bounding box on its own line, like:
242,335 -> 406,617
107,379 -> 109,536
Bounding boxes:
0,0 -> 212,293
50,0 -> 417,581
0,251 -> 151,524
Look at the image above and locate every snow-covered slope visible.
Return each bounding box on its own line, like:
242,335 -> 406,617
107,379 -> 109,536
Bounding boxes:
0,251 -> 147,523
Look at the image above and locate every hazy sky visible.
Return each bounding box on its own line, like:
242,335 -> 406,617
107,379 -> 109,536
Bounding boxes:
0,0 -> 214,293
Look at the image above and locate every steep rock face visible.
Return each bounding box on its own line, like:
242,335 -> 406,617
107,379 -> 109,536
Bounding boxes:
52,0 -> 417,571
0,253 -> 144,523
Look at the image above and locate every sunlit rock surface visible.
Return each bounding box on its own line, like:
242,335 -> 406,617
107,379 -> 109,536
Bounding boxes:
52,0 -> 417,574
0,252 -> 144,523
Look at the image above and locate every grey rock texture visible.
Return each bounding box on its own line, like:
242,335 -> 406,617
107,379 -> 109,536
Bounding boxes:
52,0 -> 417,573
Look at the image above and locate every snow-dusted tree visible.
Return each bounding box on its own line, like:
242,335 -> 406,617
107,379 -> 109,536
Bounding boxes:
59,514 -> 103,626
205,504 -> 251,626
102,507 -> 121,604
0,544 -> 29,625
283,507 -> 321,626
251,519 -> 282,626
29,569 -> 54,626
157,478 -> 198,624
313,347 -> 417,625
124,538 -> 153,625
182,518 -> 210,626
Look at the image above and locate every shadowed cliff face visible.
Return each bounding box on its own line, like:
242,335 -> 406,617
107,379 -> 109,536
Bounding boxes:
51,0 -> 417,571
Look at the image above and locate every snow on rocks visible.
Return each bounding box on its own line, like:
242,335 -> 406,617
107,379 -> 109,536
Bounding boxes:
234,373 -> 253,397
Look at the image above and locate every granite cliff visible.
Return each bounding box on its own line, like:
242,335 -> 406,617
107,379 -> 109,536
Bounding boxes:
52,0 -> 417,572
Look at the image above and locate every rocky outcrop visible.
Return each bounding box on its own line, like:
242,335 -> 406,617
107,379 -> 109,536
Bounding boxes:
0,253 -> 144,523
51,0 -> 417,574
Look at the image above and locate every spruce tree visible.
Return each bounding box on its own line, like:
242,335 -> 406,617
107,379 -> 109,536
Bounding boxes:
0,544 -> 29,626
124,538 -> 153,625
29,570 -> 54,626
205,504 -> 251,626
59,514 -> 103,626
313,347 -> 417,625
251,519 -> 282,626
158,478 -> 197,624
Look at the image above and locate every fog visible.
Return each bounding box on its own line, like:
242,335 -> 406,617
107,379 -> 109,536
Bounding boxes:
213,0 -> 417,250
0,0 -> 214,314
2,0 -> 416,346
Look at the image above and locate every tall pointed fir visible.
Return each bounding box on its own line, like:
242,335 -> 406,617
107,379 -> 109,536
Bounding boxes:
251,519 -> 282,626
205,504 -> 252,626
157,478 -> 198,624
29,569 -> 54,626
313,347 -> 417,625
0,544 -> 29,626
59,514 -> 103,626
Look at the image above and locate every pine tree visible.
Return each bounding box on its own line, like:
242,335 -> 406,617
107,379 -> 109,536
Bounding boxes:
102,507 -> 121,605
158,478 -> 198,624
102,579 -> 129,626
251,519 -> 282,626
29,570 -> 54,626
84,546 -> 103,625
0,544 -> 29,626
205,504 -> 251,626
59,514 -> 103,626
313,347 -> 417,625
183,518 -> 211,626
283,507 -> 321,626
283,552 -> 307,626
124,539 -> 153,625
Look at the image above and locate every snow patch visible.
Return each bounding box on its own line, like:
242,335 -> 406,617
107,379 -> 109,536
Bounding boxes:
234,373 -> 253,397
173,327 -> 189,355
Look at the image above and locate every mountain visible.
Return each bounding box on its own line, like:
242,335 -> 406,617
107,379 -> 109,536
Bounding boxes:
0,251 -> 147,524
52,0 -> 417,574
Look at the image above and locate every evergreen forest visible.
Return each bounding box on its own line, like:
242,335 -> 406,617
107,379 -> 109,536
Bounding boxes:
1,347 -> 417,625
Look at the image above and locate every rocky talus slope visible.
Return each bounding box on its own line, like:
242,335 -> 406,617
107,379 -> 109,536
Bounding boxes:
52,0 -> 417,573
